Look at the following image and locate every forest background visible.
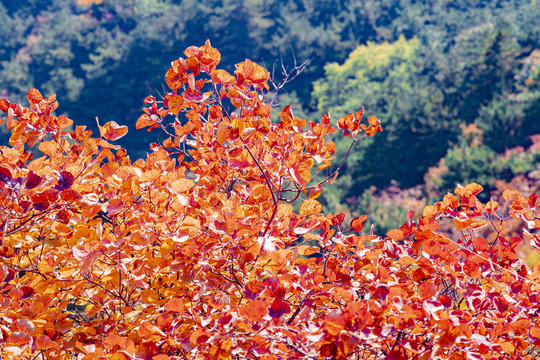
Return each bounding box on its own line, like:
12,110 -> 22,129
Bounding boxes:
1,0 -> 539,260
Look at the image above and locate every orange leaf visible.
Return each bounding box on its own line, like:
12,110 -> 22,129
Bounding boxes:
153,356 -> 171,360
299,198 -> 322,216
216,120 -> 231,144
235,59 -> 270,88
473,237 -> 489,252
8,332 -> 32,346
0,98 -> 9,112
38,141 -> 59,156
323,311 -> 346,336
35,335 -> 54,349
511,318 -> 529,335
97,120 -> 128,141
463,258 -> 481,279
290,161 -> 311,186
199,39 -> 221,71
399,256 -> 417,266
417,281 -> 436,300
485,199 -> 499,213
351,215 -> 367,232
140,289 -> 159,304
169,178 -> 194,193
297,245 -> 320,256
422,239 -> 442,256
464,183 -> 483,196
454,218 -> 487,231
106,198 -> 125,216
167,95 -> 184,115
243,299 -> 268,322
136,114 -> 158,130
386,229 -> 404,241
309,184 -> 323,198
164,297 -> 184,312
502,189 -> 520,201
211,69 -> 236,86
52,222 -> 72,236
27,88 -> 43,105
423,205 -> 438,219
500,341 -> 515,355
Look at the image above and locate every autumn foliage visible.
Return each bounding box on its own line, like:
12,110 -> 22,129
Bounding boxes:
1,40 -> 540,360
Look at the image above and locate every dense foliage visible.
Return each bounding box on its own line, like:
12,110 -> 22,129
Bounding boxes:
1,0 -> 539,257
2,41 -> 540,360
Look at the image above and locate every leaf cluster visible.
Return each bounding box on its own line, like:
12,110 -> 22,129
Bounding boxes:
1,42 -> 540,360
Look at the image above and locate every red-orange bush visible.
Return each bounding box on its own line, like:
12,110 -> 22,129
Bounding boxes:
0,41 -> 539,360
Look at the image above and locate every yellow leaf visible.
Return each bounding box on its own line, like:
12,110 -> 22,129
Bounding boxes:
231,117 -> 245,135
309,184 -> 323,198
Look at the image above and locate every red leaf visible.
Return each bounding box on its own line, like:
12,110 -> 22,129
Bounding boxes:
0,166 -> 13,182
463,258 -> 481,279
321,113 -> 331,125
530,194 -> 539,209
19,286 -> 34,299
268,298 -> 290,319
25,170 -> 42,189
332,212 -> 345,226
406,210 -> 415,223
510,281 -> 523,294
54,171 -> 75,191
0,98 -> 9,112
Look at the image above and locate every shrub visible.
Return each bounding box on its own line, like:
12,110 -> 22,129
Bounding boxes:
0,41 -> 539,360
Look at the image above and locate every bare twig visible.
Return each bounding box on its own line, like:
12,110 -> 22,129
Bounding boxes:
268,47 -> 310,107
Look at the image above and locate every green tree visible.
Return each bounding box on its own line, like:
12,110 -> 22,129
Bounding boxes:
313,36 -> 455,196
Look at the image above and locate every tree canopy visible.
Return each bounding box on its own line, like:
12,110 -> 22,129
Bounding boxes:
1,40 -> 540,360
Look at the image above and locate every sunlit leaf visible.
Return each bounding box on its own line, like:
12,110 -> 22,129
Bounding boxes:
417,281 -> 436,300
386,229 -> 404,241
164,297 -> 184,312
243,299 -> 268,322
299,198 -> 322,216
351,215 -> 367,232
27,88 -> 43,105
97,120 -> 128,141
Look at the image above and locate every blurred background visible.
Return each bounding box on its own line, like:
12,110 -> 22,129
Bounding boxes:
1,0 -> 539,262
